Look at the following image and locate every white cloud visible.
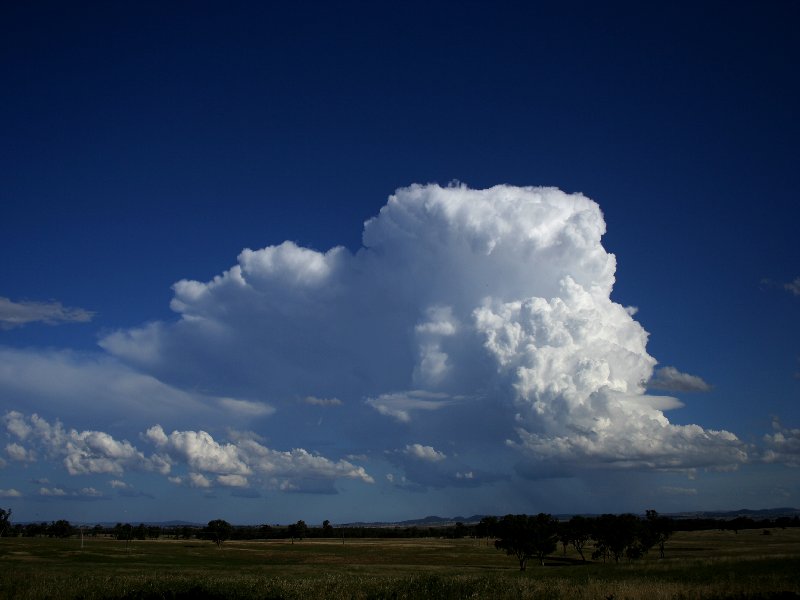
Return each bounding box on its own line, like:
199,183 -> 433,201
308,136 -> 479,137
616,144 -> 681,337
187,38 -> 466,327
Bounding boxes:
300,396 -> 343,407
4,411 -> 32,440
109,479 -> 131,490
218,398 -> 275,417
6,442 -> 35,462
762,419 -> 800,467
0,297 -> 93,329
37,486 -> 105,499
3,184 -> 755,496
474,277 -> 746,471
403,443 -> 446,462
648,366 -> 712,393
217,474 -> 248,487
366,391 -> 455,423
100,184 -> 748,474
235,437 -> 375,488
5,412 -> 373,494
188,473 -> 212,488
4,413 -> 169,476
147,426 -> 251,475
0,488 -> 21,498
784,277 -> 800,297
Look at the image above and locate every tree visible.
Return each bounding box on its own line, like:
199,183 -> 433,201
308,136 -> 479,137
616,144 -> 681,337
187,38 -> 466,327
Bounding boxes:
591,514 -> 643,563
0,508 -> 11,538
114,523 -> 133,541
494,513 -> 558,571
452,522 -> 466,539
476,516 -> 498,546
48,520 -> 74,538
567,515 -> 591,561
287,520 -> 308,543
205,519 -> 232,548
644,510 -> 673,559
322,520 -> 334,537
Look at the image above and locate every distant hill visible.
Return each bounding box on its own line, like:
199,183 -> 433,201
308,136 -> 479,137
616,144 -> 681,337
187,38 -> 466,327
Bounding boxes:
340,508 -> 800,528
16,508 -> 800,528
666,507 -> 800,520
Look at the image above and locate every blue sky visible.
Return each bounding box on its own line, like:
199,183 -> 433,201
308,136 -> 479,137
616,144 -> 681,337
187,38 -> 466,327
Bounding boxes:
1,1 -> 798,525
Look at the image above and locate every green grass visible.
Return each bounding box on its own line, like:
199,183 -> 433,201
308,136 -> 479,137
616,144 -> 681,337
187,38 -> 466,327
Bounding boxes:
1,529 -> 799,599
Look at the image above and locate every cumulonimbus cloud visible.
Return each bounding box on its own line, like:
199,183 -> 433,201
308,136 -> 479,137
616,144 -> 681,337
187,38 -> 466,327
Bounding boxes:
94,184 -> 749,478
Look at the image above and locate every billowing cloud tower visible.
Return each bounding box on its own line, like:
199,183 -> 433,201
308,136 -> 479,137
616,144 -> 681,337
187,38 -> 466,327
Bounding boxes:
96,184 -> 746,487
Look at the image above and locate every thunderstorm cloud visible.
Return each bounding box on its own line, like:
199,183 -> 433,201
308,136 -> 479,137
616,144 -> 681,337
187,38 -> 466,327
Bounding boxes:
1,184 -> 760,499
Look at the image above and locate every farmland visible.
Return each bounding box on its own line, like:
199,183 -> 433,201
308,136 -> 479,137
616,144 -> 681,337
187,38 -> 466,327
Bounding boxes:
1,527 -> 799,599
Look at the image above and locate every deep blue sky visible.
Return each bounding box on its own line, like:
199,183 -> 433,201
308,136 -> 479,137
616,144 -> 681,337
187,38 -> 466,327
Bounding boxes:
1,1 -> 798,524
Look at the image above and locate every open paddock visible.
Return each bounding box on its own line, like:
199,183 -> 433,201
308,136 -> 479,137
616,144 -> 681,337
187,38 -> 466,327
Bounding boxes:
1,528 -> 799,599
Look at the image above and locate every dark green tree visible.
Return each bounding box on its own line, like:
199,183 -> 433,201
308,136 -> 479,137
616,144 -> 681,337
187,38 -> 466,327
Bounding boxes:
591,514 -> 642,562
476,516 -> 498,546
48,519 -> 74,538
288,520 -> 308,543
322,520 -> 334,537
205,519 -> 233,547
114,523 -> 133,541
645,510 -> 673,558
567,515 -> 592,561
259,524 -> 273,539
494,513 -> 558,571
0,508 -> 11,538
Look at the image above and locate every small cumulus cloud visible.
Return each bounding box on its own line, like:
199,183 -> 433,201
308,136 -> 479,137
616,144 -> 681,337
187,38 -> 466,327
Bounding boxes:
6,442 -> 35,462
0,488 -> 22,498
784,277 -> 800,297
4,411 -> 373,495
300,396 -> 343,407
36,486 -> 102,499
217,474 -> 248,487
147,424 -> 374,491
762,418 -> 800,467
4,412 -> 170,476
648,366 -> 712,393
0,297 -> 94,329
403,443 -> 446,462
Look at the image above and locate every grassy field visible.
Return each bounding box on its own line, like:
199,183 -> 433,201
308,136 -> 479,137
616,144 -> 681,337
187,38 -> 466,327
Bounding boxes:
1,528 -> 799,599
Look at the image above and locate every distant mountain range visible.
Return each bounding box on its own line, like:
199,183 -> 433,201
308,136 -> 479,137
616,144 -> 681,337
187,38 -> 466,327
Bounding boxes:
339,507 -> 800,528
663,507 -> 800,520
19,508 -> 800,528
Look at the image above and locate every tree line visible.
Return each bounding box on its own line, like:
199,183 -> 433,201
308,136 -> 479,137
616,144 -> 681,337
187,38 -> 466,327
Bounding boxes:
490,511 -> 673,571
2,506 -> 797,548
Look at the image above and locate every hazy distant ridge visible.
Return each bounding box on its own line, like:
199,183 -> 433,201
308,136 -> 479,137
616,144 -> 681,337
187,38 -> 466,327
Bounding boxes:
21,508 -> 799,528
